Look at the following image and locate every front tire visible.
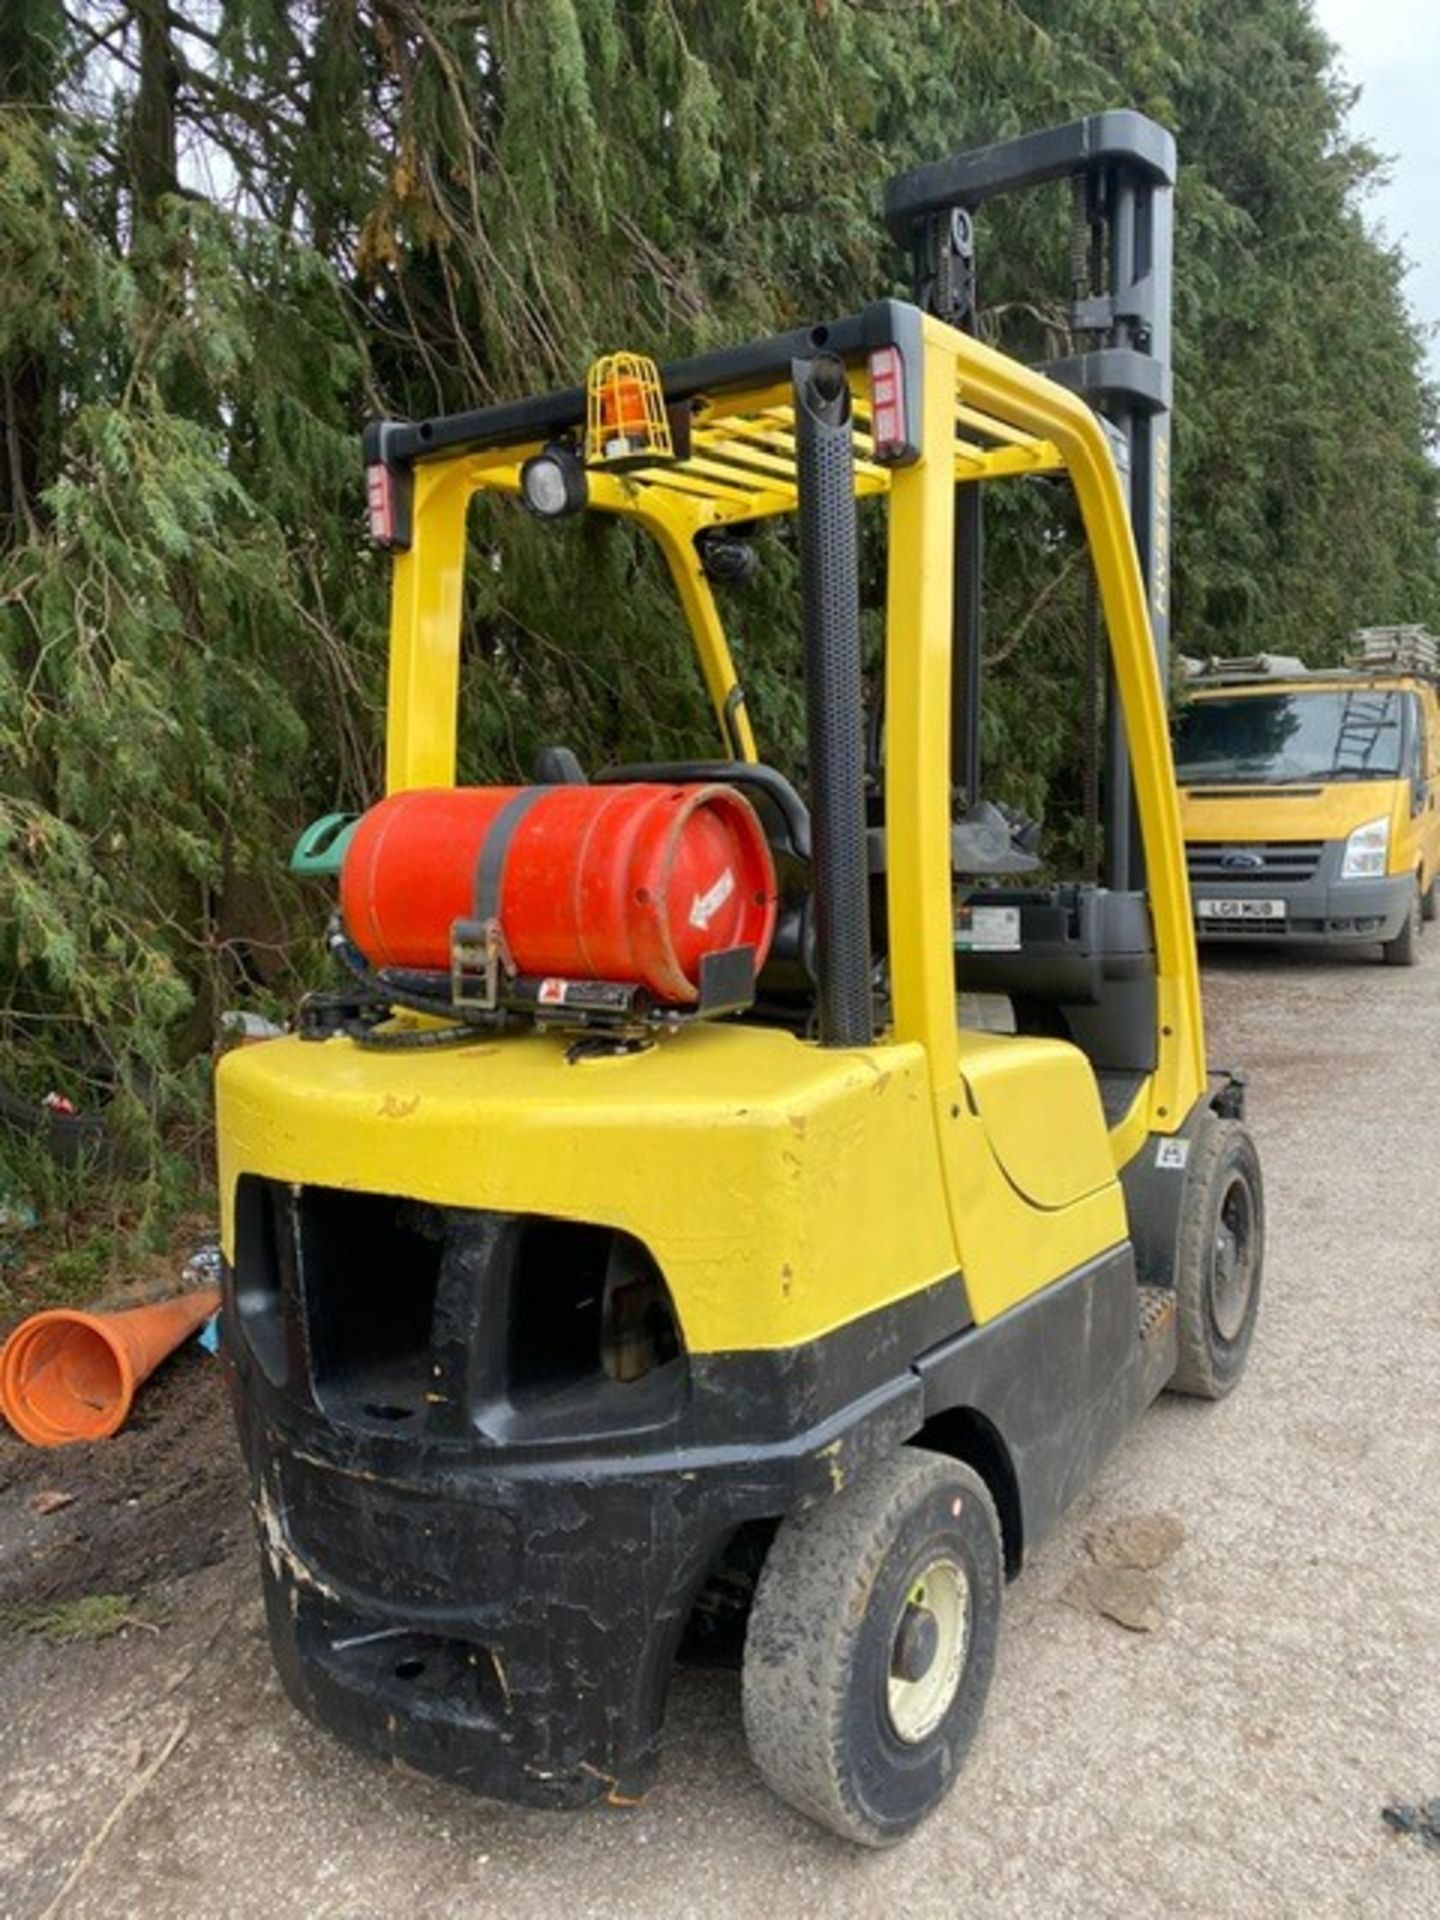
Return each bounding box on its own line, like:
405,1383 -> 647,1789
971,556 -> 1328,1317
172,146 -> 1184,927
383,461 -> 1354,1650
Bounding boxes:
1421,872 -> 1437,924
742,1450 -> 1002,1847
1382,881 -> 1422,966
1169,1114 -> 1264,1399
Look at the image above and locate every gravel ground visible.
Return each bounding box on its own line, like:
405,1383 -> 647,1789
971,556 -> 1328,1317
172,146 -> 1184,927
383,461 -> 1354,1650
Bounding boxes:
2,943 -> 1438,1919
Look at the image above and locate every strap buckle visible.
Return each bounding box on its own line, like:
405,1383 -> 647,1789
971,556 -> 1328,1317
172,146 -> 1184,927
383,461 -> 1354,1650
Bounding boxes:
450,917 -> 513,1010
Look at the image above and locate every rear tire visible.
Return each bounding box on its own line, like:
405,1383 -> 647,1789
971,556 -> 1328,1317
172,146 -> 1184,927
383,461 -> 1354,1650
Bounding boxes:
1421,873 -> 1437,924
1382,881 -> 1422,966
742,1450 -> 1002,1847
1169,1114 -> 1264,1400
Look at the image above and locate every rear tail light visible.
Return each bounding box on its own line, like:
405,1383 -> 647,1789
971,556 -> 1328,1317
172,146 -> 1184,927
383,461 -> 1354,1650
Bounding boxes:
366,462 -> 398,546
867,345 -> 909,462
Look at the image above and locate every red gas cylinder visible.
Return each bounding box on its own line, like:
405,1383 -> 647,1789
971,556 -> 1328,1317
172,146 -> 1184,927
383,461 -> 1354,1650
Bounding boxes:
340,783 -> 777,1006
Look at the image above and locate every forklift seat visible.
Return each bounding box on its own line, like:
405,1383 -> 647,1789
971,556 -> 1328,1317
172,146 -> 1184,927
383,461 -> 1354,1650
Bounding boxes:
531,744 -> 588,785
592,759 -> 815,997
530,753 -> 814,1000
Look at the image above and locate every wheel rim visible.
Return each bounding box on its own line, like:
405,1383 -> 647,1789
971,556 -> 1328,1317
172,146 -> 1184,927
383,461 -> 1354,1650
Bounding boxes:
1210,1169 -> 1257,1343
885,1557 -> 969,1744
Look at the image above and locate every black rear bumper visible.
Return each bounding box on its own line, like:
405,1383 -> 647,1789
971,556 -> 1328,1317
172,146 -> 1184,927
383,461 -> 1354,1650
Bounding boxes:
237,1383 -> 932,1807
221,1198 -> 958,1807
221,1178 -> 1151,1807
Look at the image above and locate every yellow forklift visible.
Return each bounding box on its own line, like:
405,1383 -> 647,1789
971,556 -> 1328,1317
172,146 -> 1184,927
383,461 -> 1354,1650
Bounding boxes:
218,115 -> 1263,1845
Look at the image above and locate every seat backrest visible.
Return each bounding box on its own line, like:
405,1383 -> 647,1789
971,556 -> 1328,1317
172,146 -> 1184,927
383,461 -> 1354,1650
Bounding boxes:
531,744 -> 589,785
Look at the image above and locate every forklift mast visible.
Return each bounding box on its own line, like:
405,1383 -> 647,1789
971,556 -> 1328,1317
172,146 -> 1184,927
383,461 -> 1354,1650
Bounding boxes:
885,111 -> 1176,892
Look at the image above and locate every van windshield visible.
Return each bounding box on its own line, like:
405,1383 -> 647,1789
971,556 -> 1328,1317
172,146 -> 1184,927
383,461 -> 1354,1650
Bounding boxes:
1174,690 -> 1407,785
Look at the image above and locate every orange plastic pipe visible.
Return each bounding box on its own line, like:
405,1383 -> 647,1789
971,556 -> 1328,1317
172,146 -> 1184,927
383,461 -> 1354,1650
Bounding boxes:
0,1288 -> 220,1446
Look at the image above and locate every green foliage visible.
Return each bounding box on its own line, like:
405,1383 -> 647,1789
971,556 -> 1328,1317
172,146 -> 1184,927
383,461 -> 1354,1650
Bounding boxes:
0,0 -> 1436,1221
0,87 -> 379,1212
0,1592 -> 157,1642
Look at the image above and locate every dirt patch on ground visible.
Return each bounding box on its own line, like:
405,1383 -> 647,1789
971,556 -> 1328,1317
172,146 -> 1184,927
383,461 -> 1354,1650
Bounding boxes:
0,1347 -> 246,1610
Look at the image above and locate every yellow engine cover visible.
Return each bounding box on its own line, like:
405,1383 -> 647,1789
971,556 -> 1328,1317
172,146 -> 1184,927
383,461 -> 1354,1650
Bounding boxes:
220,1012 -> 1131,1356
218,1024 -> 963,1355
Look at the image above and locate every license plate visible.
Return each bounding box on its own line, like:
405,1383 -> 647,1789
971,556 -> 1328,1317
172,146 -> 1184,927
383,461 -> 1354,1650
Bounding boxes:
1194,897 -> 1287,921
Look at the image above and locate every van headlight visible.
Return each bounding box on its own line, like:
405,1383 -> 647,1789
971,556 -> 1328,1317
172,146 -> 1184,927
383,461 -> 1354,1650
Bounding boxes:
1340,816 -> 1390,880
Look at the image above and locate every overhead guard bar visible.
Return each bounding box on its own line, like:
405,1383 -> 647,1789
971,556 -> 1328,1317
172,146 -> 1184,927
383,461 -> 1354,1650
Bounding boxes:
792,354 -> 874,1048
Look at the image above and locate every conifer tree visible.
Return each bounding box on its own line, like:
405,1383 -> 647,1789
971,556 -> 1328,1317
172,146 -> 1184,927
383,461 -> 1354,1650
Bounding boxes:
0,1 -> 1435,1208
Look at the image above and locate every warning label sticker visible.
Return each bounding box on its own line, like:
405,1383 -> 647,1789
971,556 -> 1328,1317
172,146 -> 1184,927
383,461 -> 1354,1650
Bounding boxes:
955,904 -> 1022,953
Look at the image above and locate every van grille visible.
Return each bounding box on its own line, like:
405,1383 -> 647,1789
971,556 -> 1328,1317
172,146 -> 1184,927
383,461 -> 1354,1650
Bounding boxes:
1186,841 -> 1324,883
1185,786 -> 1322,801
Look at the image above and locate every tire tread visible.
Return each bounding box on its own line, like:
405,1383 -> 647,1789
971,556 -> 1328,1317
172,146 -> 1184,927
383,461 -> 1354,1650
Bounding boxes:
742,1449 -> 998,1847
1169,1115 -> 1262,1399
1382,882 -> 1421,966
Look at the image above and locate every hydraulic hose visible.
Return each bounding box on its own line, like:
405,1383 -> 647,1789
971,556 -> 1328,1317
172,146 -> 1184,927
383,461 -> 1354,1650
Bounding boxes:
325,919 -> 512,1035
